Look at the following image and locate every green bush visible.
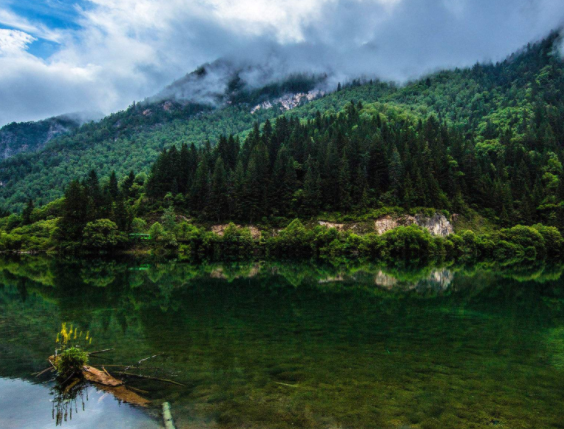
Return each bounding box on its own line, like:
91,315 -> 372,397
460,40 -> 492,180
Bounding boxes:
83,219 -> 119,249
131,217 -> 147,233
501,225 -> 545,253
221,223 -> 254,257
532,224 -> 564,253
149,221 -> 165,241
269,219 -> 315,255
382,225 -> 436,256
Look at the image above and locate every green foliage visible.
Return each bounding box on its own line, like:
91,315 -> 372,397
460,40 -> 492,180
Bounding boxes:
149,221 -> 165,241
533,224 -> 564,253
382,225 -> 436,256
161,206 -> 177,231
131,217 -> 147,233
83,219 -> 119,249
501,225 -> 546,253
55,347 -> 88,376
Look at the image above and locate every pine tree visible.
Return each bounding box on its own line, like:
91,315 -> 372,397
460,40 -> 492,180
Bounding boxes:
113,196 -> 131,231
403,174 -> 415,209
22,199 -> 34,226
121,171 -> 136,199
58,180 -> 90,242
302,157 -> 321,215
190,160 -> 210,214
208,158 -> 229,221
389,146 -> 403,201
108,171 -> 120,199
337,151 -> 352,211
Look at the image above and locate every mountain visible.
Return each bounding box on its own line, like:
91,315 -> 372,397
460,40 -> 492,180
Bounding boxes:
153,58 -> 327,106
0,31 -> 563,217
0,70 -> 333,211
0,115 -> 81,160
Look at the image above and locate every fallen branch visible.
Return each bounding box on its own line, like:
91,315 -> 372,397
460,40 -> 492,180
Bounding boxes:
89,355 -> 110,361
96,364 -> 163,370
124,354 -> 161,371
274,382 -> 300,388
126,385 -> 149,394
88,349 -> 113,356
60,371 -> 77,386
115,372 -> 185,387
64,378 -> 81,393
34,367 -> 55,377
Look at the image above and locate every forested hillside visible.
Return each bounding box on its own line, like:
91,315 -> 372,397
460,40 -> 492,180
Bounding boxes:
1,32 -> 564,227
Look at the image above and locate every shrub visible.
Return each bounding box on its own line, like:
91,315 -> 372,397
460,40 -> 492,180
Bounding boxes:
382,225 -> 435,256
532,224 -> 564,253
131,217 -> 147,233
149,221 -> 165,241
358,233 -> 385,256
83,219 -> 119,248
501,225 -> 545,253
222,223 -> 254,256
269,219 -> 315,255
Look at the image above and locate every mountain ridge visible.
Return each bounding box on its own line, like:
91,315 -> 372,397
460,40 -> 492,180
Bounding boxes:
0,31 -> 562,213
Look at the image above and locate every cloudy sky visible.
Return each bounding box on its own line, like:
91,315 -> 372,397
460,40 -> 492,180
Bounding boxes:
0,0 -> 563,126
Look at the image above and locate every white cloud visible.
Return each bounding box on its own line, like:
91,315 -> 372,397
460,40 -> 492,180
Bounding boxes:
0,0 -> 563,126
0,7 -> 63,42
0,28 -> 36,56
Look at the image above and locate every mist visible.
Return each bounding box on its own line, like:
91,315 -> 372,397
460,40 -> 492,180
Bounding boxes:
0,0 -> 563,125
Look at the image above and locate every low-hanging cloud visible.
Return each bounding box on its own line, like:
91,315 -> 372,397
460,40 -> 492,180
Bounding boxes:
0,0 -> 563,126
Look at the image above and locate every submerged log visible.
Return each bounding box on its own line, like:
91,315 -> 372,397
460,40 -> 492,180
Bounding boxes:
82,365 -> 123,386
98,385 -> 151,408
48,356 -> 150,407
115,371 -> 186,387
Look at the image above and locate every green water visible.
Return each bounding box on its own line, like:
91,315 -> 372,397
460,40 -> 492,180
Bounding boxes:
1,256 -> 564,429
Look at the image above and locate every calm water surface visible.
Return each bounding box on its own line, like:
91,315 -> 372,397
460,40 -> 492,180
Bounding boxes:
1,256 -> 564,428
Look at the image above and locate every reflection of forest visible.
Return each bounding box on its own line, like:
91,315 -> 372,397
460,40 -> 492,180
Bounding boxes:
2,256 -> 564,429
1,256 -> 564,375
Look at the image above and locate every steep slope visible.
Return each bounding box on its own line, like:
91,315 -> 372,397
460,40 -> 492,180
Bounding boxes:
0,33 -> 563,213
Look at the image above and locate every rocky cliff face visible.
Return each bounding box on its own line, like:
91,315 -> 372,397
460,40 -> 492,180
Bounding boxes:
375,213 -> 454,237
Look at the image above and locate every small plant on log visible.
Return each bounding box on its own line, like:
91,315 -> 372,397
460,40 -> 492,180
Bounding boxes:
53,323 -> 91,377
55,347 -> 88,376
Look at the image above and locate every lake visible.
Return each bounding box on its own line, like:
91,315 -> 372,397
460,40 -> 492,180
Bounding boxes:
1,256 -> 564,428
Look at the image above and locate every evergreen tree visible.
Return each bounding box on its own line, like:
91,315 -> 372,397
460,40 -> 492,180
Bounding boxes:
208,158 -> 229,221
58,180 -> 90,242
108,171 -> 120,199
22,199 -> 34,226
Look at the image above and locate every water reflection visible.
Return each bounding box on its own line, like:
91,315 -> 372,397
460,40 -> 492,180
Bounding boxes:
0,256 -> 564,428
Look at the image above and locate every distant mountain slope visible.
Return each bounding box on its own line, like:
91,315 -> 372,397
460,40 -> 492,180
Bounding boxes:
0,115 -> 84,160
0,32 -> 562,212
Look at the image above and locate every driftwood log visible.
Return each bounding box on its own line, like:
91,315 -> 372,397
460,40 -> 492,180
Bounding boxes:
48,356 -> 150,407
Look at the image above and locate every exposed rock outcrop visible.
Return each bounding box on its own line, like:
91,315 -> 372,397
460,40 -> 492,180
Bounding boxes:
211,224 -> 261,240
251,90 -> 324,114
375,213 -> 454,237
318,221 -> 346,231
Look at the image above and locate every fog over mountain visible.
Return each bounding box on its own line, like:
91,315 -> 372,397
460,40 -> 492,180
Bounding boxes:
0,0 -> 563,126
